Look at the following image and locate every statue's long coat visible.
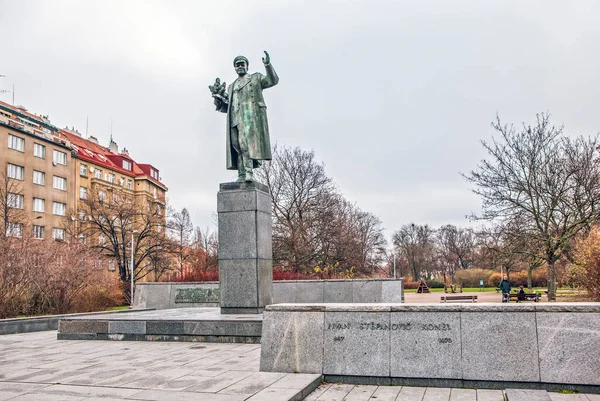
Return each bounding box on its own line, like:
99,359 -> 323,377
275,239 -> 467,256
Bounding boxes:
219,64 -> 279,170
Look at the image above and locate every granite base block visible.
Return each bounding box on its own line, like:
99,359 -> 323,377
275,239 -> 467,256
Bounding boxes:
352,280 -> 382,302
390,312 -> 461,379
260,311 -> 324,374
323,281 -> 353,303
219,258 -> 258,308
323,311 -> 390,377
537,312 -> 600,385
218,211 -> 258,259
145,321 -> 184,335
108,321 -> 146,335
273,281 -> 297,304
461,312 -> 540,382
58,320 -> 108,334
295,281 -> 324,303
134,283 -> 171,309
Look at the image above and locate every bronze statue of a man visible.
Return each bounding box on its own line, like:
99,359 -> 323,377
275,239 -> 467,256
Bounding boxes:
210,51 -> 279,182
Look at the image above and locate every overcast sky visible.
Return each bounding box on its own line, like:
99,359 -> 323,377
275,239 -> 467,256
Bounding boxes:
1,0 -> 599,238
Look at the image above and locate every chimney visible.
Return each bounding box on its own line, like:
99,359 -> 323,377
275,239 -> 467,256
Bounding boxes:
121,148 -> 129,156
108,138 -> 118,154
88,136 -> 99,144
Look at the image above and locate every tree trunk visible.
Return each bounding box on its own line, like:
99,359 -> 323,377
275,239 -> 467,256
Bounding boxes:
547,261 -> 557,301
527,265 -> 533,290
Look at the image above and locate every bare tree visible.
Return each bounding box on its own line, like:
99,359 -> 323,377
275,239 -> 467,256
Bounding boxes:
0,171 -> 27,237
256,145 -> 387,276
70,185 -> 174,300
393,223 -> 435,281
256,145 -> 337,272
436,225 -> 476,284
465,113 -> 600,299
167,207 -> 194,276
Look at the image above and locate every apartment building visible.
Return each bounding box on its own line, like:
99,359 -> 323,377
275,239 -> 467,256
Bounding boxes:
58,129 -> 167,226
0,101 -> 75,240
0,100 -> 167,241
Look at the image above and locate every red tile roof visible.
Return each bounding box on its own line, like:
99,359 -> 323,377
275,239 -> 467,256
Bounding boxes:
58,130 -> 166,188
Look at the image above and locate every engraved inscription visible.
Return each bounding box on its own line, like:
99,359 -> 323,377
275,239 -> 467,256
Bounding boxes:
327,320 -> 455,345
174,288 -> 220,303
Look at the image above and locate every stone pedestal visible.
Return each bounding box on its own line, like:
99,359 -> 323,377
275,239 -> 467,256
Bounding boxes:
217,181 -> 273,314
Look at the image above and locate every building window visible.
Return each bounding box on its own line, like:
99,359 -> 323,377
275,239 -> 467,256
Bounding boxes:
32,225 -> 45,239
107,173 -> 115,184
52,202 -> 66,216
126,179 -> 132,190
33,198 -> 45,213
8,134 -> 25,152
34,143 -> 46,158
79,210 -> 86,221
112,193 -> 119,204
80,186 -> 87,200
53,150 -> 67,165
153,187 -> 157,199
7,193 -> 24,209
94,168 -> 102,179
7,164 -> 24,180
6,222 -> 22,237
80,164 -> 87,176
108,260 -> 116,271
53,176 -> 67,191
33,170 -> 45,185
120,177 -> 125,186
98,190 -> 107,202
52,228 -> 65,240
99,235 -> 106,245
123,160 -> 132,171
79,234 -> 87,244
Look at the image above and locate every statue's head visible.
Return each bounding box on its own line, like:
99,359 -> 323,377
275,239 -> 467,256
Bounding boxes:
233,56 -> 248,76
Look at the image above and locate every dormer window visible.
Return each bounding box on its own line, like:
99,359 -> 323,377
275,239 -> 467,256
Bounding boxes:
123,160 -> 132,171
151,169 -> 159,180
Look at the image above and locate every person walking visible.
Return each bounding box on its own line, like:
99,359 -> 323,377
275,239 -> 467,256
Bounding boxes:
499,276 -> 511,303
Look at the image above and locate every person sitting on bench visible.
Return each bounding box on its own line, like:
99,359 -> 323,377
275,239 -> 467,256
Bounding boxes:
517,285 -> 526,301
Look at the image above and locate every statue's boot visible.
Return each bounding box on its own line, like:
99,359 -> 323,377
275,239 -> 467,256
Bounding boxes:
236,153 -> 254,182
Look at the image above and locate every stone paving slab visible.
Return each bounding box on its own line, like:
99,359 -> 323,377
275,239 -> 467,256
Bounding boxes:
0,331 -> 319,401
302,385 -> 599,401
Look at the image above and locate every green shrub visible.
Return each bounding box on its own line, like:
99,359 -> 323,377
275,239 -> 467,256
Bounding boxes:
426,280 -> 445,289
455,268 -> 495,287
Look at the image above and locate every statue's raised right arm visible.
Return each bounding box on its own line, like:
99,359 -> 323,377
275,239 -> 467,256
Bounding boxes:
261,51 -> 279,89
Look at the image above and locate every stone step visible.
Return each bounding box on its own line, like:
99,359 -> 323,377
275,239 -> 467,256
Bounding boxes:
505,388 -> 552,401
57,307 -> 263,343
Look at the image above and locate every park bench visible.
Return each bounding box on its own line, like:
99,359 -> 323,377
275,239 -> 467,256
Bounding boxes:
509,293 -> 541,302
440,295 -> 478,303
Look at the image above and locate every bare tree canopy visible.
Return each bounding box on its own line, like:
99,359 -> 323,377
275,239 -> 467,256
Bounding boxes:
69,185 -> 173,293
256,145 -> 386,276
464,113 -> 600,299
392,223 -> 435,281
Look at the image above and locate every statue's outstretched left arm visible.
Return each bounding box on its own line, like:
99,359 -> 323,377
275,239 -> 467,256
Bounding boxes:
261,51 -> 279,89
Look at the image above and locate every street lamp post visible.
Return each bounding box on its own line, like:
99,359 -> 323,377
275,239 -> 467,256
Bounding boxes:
130,230 -> 138,308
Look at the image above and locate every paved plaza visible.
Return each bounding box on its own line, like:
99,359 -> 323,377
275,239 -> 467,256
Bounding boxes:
0,331 -> 598,400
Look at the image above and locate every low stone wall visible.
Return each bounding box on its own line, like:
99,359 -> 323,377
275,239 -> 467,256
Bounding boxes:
0,308 -> 152,335
259,303 -> 600,392
134,279 -> 404,309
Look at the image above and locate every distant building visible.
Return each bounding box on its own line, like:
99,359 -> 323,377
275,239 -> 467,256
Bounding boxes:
0,101 -> 167,245
0,101 -> 74,240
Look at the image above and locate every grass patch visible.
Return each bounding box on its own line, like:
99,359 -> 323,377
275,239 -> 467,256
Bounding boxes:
107,306 -> 130,311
